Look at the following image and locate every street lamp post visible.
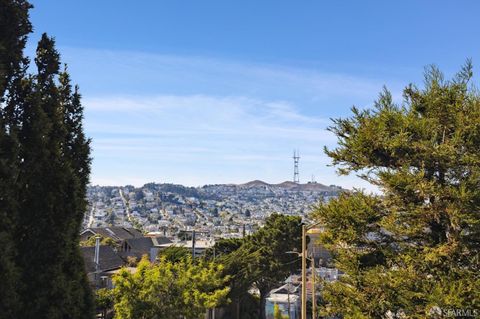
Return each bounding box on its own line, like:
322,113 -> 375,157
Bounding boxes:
94,235 -> 101,289
311,257 -> 316,319
301,225 -> 307,319
286,275 -> 292,318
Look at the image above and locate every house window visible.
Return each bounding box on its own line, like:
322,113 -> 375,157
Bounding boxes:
100,276 -> 108,288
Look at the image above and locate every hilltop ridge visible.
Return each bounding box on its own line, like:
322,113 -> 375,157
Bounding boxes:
238,180 -> 342,192
91,180 -> 344,193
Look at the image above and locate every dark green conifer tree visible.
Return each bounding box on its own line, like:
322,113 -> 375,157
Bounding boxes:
210,214 -> 302,319
0,0 -> 32,317
1,3 -> 94,316
0,0 -> 31,99
0,114 -> 20,318
58,66 -> 94,318
314,63 -> 480,318
14,33 -> 94,319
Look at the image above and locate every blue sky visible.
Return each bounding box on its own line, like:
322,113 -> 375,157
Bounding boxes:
28,1 -> 480,189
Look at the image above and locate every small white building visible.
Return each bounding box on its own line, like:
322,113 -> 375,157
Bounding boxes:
265,284 -> 300,319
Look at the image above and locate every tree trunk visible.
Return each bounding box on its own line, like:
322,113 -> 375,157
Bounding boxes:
259,289 -> 268,319
236,298 -> 240,319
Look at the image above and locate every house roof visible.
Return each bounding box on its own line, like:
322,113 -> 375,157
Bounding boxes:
81,227 -> 143,241
181,240 -> 214,249
267,293 -> 300,303
123,236 -> 173,251
80,246 -> 124,273
267,283 -> 301,304
273,283 -> 299,294
125,237 -> 154,252
151,236 -> 173,246
118,236 -> 170,259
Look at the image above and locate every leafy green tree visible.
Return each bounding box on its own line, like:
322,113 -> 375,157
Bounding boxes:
158,245 -> 191,263
210,214 -> 302,319
314,63 -> 480,318
273,303 -> 282,319
205,237 -> 243,260
249,213 -> 302,319
215,239 -> 261,319
112,256 -> 230,319
95,288 -> 114,319
273,303 -> 288,319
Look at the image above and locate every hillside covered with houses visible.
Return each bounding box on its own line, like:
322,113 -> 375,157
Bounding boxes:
84,181 -> 343,238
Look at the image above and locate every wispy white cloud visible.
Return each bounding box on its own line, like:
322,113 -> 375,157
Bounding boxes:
85,95 -> 336,143
57,47 -> 395,191
61,47 -> 400,108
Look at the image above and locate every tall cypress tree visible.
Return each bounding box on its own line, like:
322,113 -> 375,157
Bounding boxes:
59,66 -> 94,318
0,0 -> 31,99
0,114 -> 20,318
15,33 -> 94,319
0,0 -> 32,317
1,2 -> 93,316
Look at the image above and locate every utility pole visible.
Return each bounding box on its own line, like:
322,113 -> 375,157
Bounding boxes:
286,275 -> 292,318
301,221 -> 322,319
192,229 -> 196,258
301,225 -> 307,319
94,235 -> 101,289
312,257 -> 316,319
212,244 -> 216,319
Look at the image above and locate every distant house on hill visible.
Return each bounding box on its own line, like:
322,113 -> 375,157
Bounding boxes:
81,226 -> 173,262
80,227 -> 143,243
80,227 -> 175,290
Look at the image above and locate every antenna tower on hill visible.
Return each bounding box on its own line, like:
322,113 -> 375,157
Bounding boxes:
293,150 -> 300,184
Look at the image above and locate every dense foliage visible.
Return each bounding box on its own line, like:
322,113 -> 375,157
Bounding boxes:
0,1 -> 32,315
314,63 -> 480,318
273,303 -> 288,319
112,256 -> 229,319
106,213 -> 301,319
158,245 -> 192,263
0,1 -> 93,317
209,213 -> 302,319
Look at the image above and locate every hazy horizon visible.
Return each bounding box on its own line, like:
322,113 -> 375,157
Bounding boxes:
87,177 -> 341,188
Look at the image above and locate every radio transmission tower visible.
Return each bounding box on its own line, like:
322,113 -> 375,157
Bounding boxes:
293,150 -> 300,184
